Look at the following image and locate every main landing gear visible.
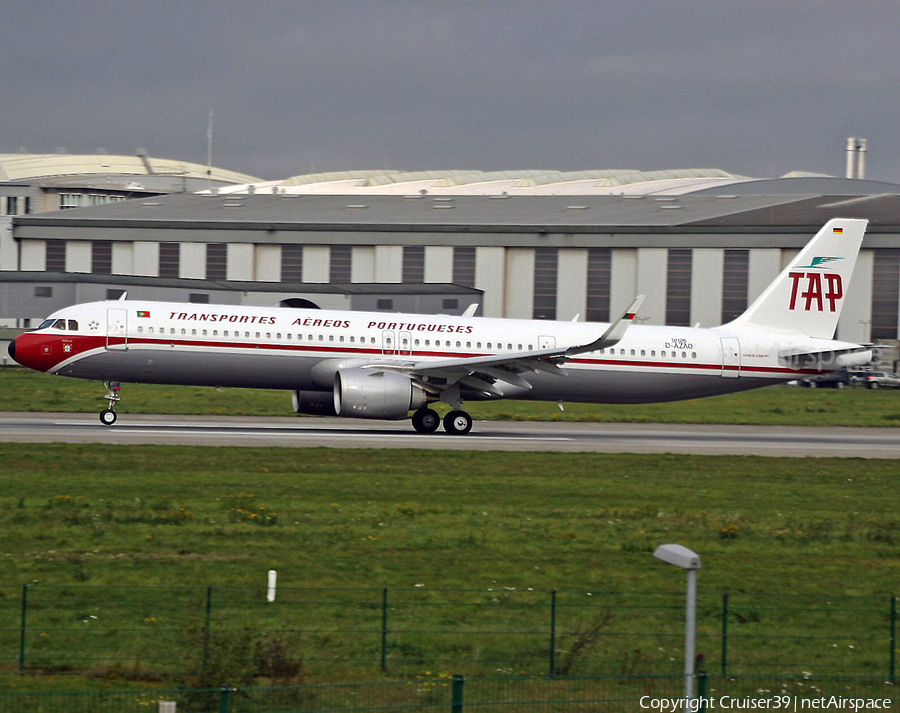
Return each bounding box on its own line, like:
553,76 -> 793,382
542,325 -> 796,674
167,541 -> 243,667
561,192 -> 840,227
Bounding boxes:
99,381 -> 121,426
411,408 -> 473,435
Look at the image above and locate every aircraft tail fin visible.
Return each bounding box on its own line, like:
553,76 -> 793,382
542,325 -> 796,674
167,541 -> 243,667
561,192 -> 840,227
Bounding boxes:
722,218 -> 868,339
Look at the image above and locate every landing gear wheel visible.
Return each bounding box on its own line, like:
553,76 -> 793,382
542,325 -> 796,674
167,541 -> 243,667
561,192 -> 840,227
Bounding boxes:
412,408 -> 440,434
99,408 -> 118,426
100,381 -> 121,426
443,410 -> 473,435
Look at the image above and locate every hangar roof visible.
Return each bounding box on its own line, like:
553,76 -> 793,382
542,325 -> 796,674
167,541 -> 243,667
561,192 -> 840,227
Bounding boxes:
0,153 -> 260,186
16,191 -> 900,232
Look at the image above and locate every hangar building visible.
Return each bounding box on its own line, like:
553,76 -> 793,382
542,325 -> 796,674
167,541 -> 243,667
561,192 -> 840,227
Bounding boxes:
2,160 -> 899,366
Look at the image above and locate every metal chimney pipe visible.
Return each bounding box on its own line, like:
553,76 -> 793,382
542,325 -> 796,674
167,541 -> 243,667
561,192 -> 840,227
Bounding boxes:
856,138 -> 867,179
845,137 -> 857,179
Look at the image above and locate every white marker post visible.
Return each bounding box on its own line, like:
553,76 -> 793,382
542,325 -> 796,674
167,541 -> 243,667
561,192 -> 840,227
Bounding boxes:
653,544 -> 701,702
267,570 -> 277,603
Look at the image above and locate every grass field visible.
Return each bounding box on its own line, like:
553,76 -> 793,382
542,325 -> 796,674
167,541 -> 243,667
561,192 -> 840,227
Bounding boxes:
2,366 -> 900,427
1,367 -> 898,692
0,445 -> 897,689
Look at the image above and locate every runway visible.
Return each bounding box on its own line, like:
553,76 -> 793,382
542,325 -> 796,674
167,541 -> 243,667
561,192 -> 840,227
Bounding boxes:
0,412 -> 897,457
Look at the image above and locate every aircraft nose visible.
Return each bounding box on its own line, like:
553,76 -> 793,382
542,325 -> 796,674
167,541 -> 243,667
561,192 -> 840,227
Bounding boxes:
7,337 -> 15,362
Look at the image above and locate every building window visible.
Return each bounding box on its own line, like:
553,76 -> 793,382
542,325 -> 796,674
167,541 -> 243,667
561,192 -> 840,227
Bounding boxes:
45,240 -> 66,272
281,245 -> 303,282
59,194 -> 83,209
206,243 -> 227,281
871,249 -> 900,340
586,248 -> 612,322
35,286 -> 52,298
159,242 -> 180,278
666,248 -> 693,327
403,246 -> 425,283
6,197 -> 17,215
89,194 -> 108,206
532,247 -> 558,320
330,246 -> 352,282
443,298 -> 459,311
721,249 -> 749,323
92,241 -> 112,275
377,298 -> 393,310
453,246 -> 476,287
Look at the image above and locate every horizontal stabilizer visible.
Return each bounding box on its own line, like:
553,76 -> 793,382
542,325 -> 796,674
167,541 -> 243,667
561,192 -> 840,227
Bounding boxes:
778,345 -> 873,371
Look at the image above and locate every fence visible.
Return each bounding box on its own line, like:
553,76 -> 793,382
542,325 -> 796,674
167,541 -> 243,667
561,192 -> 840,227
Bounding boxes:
0,674 -> 896,712
0,585 -> 896,680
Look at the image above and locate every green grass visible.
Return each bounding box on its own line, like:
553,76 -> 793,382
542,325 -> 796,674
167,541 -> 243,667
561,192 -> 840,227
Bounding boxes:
0,445 -> 897,689
2,366 -> 900,426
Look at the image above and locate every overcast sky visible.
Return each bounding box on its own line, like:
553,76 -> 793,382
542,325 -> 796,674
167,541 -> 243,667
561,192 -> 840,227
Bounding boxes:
2,1 -> 898,183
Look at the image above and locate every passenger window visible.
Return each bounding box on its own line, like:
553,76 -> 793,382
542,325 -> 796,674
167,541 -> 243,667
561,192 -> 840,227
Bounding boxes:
641,349 -> 646,356
692,352 -> 697,359
631,349 -> 635,356
149,327 -> 155,334
518,344 -> 523,350
224,330 -> 229,337
138,326 -> 143,334
682,351 -> 687,359
651,350 -> 656,356
456,341 -> 461,348
181,329 -> 186,335
255,332 -> 261,339
507,344 -> 512,350
192,329 -> 197,336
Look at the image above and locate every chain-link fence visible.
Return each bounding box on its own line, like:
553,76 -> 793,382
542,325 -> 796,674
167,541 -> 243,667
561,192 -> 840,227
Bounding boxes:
1,585 -> 896,680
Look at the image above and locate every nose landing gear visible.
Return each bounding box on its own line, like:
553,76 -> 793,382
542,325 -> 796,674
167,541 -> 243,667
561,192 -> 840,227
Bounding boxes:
99,382 -> 120,426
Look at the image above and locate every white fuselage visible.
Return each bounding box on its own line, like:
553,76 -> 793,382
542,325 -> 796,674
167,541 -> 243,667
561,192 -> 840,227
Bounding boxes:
14,299 -> 860,405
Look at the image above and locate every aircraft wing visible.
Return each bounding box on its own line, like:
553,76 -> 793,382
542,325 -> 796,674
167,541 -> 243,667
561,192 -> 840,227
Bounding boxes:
369,296 -> 644,397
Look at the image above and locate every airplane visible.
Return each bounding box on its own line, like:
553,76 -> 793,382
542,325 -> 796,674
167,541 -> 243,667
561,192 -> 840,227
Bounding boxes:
8,219 -> 873,435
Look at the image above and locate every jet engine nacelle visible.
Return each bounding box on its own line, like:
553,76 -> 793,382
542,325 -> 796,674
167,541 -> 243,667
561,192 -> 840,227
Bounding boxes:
334,367 -> 426,419
292,390 -> 338,417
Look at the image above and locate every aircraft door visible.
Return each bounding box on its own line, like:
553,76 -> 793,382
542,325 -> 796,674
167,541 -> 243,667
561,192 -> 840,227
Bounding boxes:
382,331 -> 396,356
399,331 -> 412,357
720,337 -> 740,378
106,309 -> 128,351
539,336 -> 556,350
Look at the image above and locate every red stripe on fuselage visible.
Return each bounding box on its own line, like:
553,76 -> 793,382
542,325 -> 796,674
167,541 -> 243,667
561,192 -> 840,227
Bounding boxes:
13,333 -> 823,378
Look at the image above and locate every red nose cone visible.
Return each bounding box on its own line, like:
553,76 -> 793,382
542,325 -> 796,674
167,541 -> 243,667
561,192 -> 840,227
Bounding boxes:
8,333 -> 64,372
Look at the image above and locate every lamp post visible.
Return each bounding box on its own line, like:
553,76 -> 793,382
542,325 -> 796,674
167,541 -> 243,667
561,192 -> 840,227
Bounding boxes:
654,544 -> 701,701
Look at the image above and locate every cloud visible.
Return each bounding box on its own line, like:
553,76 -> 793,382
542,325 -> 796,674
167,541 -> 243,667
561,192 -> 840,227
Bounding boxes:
1,1 -> 898,182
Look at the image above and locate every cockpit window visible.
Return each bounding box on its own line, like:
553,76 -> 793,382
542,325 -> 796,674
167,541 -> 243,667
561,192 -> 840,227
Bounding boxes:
32,318 -> 77,331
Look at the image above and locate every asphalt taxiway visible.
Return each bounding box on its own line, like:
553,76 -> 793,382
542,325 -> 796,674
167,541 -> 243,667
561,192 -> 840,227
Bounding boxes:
0,412 -> 897,457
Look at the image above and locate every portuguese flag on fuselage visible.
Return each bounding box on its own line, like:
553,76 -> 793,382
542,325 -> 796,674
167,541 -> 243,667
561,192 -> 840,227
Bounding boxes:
137,310 -> 151,318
